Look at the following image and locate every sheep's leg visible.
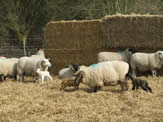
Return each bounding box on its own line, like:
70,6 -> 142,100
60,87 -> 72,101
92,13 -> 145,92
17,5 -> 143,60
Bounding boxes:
132,83 -> 135,90
41,76 -> 44,83
124,79 -> 128,90
120,82 -> 126,91
93,86 -> 101,92
140,85 -> 148,92
48,74 -> 53,80
20,75 -> 24,82
14,75 -> 17,80
136,84 -> 139,90
132,70 -> 136,78
146,84 -> 152,93
1,75 -> 5,81
151,70 -> 157,77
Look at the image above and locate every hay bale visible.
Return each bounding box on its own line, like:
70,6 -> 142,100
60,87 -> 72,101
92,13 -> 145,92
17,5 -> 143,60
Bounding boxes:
45,49 -> 103,74
101,15 -> 163,50
44,20 -> 102,50
44,15 -> 163,74
44,20 -> 103,74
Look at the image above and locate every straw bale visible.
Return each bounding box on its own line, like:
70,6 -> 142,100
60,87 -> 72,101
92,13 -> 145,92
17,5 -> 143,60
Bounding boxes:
44,20 -> 102,50
45,15 -> 163,73
101,15 -> 163,50
45,49 -> 104,74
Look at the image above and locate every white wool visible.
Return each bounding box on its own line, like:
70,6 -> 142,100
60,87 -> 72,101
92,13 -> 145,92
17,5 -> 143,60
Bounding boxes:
36,68 -> 53,83
80,61 -> 129,88
97,48 -> 132,63
130,51 -> 163,77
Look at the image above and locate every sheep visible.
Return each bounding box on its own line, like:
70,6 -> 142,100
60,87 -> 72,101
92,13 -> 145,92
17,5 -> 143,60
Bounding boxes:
74,61 -> 129,92
17,57 -> 51,82
31,48 -> 45,59
36,68 -> 53,83
58,64 -> 80,79
126,73 -> 152,93
0,56 -> 7,60
0,58 -> 18,81
97,48 -> 136,63
130,51 -> 163,77
60,77 -> 79,90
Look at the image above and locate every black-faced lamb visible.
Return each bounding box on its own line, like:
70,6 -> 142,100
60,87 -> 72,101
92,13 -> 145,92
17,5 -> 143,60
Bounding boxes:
126,73 -> 152,93
74,61 -> 129,92
130,51 -> 163,77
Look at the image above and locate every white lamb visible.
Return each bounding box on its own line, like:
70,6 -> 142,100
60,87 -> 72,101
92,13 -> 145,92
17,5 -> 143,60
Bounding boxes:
36,68 -> 53,83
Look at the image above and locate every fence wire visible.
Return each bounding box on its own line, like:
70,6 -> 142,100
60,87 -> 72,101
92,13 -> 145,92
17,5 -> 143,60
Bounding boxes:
0,37 -> 45,58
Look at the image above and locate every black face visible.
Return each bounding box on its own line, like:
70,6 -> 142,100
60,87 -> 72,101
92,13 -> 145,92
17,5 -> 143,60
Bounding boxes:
128,48 -> 136,54
72,64 -> 80,72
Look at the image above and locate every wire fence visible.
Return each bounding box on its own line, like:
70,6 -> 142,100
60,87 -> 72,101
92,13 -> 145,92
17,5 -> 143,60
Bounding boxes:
0,37 -> 45,58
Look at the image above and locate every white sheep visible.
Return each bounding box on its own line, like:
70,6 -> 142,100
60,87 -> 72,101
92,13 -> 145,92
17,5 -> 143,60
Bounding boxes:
0,56 -> 7,60
17,57 -> 51,82
74,61 -> 129,92
130,51 -> 163,77
36,68 -> 53,83
0,58 -> 18,81
31,48 -> 45,59
58,64 -> 80,79
97,48 -> 136,63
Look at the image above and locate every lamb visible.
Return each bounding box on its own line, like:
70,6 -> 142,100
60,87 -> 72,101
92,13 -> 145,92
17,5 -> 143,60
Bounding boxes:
60,77 -> 79,90
17,57 -> 51,82
74,61 -> 129,92
0,58 -> 18,81
130,51 -> 163,77
36,68 -> 53,83
97,48 -> 136,63
126,73 -> 152,93
58,64 -> 80,79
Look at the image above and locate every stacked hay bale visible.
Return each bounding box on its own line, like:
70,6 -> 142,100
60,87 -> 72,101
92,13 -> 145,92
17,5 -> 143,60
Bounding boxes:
44,20 -> 103,74
44,15 -> 163,74
101,15 -> 163,52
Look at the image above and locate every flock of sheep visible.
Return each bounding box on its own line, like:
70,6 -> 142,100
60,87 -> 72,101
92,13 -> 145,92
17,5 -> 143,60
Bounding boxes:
0,49 -> 52,83
1,48 -> 163,93
59,48 -> 163,92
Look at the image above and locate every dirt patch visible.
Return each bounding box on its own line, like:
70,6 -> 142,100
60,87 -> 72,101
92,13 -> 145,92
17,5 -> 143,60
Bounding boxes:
0,76 -> 162,121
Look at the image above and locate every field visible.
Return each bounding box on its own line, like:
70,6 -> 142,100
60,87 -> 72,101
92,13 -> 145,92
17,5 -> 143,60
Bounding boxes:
0,76 -> 162,121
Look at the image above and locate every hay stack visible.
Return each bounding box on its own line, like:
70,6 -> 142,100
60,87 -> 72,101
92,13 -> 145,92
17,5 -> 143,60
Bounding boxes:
101,15 -> 163,51
44,20 -> 103,74
45,15 -> 163,74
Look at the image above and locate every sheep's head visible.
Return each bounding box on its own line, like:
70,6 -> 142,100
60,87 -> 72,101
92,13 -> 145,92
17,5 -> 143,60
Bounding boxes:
127,48 -> 137,54
156,51 -> 163,61
41,59 -> 51,68
72,64 -> 80,72
68,64 -> 80,72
